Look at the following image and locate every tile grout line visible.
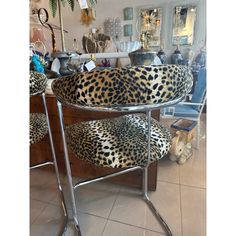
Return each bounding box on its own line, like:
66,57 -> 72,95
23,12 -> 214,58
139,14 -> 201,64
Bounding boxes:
180,183 -> 206,190
33,183 -> 125,220
101,185 -> 122,236
103,180 -> 167,235
30,195 -> 58,206
30,200 -> 50,226
157,179 -> 206,190
77,210 -> 107,220
107,218 -> 167,235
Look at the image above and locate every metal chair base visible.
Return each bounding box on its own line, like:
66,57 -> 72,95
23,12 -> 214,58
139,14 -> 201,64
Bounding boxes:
143,194 -> 173,236
30,93 -> 69,236
57,103 -> 173,236
60,219 -> 81,236
59,167 -> 173,236
30,162 -> 69,236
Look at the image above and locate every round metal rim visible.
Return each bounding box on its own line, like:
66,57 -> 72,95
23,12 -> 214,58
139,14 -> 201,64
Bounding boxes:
55,94 -> 187,112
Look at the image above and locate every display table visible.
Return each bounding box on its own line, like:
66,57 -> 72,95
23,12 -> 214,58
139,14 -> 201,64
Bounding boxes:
30,81 -> 160,191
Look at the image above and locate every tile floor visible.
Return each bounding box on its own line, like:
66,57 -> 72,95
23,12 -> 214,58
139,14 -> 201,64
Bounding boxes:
30,115 -> 206,236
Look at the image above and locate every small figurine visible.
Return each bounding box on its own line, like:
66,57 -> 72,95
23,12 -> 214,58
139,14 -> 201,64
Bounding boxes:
169,130 -> 193,164
169,131 -> 185,163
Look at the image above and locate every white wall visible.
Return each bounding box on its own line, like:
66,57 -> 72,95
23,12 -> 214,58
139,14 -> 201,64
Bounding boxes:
31,0 -> 206,62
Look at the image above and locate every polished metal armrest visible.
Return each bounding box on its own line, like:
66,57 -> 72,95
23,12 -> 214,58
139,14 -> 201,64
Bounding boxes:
179,101 -> 204,106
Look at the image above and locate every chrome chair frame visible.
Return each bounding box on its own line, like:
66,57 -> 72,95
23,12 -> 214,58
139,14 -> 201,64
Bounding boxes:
30,90 -> 68,236
56,96 -> 187,236
161,94 -> 206,149
161,68 -> 206,149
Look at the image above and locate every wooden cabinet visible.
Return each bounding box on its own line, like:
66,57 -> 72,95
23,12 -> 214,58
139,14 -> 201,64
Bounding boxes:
30,95 -> 160,191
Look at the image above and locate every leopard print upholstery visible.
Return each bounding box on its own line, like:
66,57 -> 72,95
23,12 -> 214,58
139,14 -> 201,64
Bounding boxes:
52,65 -> 193,107
30,71 -> 49,145
66,114 -> 171,168
30,71 -> 47,96
30,113 -> 48,145
52,65 -> 193,168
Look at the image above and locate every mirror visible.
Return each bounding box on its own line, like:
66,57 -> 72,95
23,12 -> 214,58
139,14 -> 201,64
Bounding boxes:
172,5 -> 197,45
139,7 -> 162,47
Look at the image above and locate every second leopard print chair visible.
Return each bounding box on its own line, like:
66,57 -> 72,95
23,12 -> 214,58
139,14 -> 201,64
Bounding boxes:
30,71 -> 68,234
52,65 -> 193,236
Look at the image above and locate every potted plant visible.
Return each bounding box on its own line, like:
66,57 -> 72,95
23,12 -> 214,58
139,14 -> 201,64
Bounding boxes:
48,0 -> 97,75
48,0 -> 97,51
49,0 -> 75,18
49,0 -> 97,19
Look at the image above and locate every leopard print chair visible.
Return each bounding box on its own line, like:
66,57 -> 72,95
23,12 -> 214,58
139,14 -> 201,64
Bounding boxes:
30,71 -> 48,145
52,65 -> 193,236
30,71 -> 68,233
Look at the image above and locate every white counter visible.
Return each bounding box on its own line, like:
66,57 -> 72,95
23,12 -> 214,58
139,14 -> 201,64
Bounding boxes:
73,52 -> 129,60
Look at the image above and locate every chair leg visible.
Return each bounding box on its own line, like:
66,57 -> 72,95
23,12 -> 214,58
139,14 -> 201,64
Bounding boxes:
57,101 -> 82,236
142,167 -> 173,236
48,126 -> 69,233
42,93 -> 71,235
62,150 -> 82,236
59,220 -> 81,236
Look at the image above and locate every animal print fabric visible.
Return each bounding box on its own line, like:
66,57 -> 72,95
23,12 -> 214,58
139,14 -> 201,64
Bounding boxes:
30,113 -> 48,145
51,65 -> 193,108
30,71 -> 47,96
66,114 -> 172,168
52,65 -> 193,168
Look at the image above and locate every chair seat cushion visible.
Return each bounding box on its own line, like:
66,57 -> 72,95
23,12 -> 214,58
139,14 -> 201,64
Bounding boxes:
30,113 -> 48,145
65,114 -> 171,168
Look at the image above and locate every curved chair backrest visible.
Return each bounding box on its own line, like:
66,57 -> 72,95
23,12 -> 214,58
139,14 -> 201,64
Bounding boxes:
30,71 -> 48,96
191,67 -> 206,111
52,65 -> 193,111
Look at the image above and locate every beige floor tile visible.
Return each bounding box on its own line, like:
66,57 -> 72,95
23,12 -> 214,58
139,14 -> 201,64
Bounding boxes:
74,181 -> 120,218
179,138 -> 206,188
103,220 -> 164,236
30,199 -> 47,225
30,204 -> 68,236
30,115 -> 206,235
76,213 -> 107,236
158,157 -> 180,184
109,181 -> 181,236
30,167 -> 68,204
108,187 -> 148,228
31,203 -> 107,236
38,174 -> 71,208
30,167 -> 57,187
75,212 -> 107,236
149,182 -> 182,236
50,180 -> 121,218
144,230 -> 166,236
30,179 -> 59,203
103,220 -> 143,236
181,185 -> 206,236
